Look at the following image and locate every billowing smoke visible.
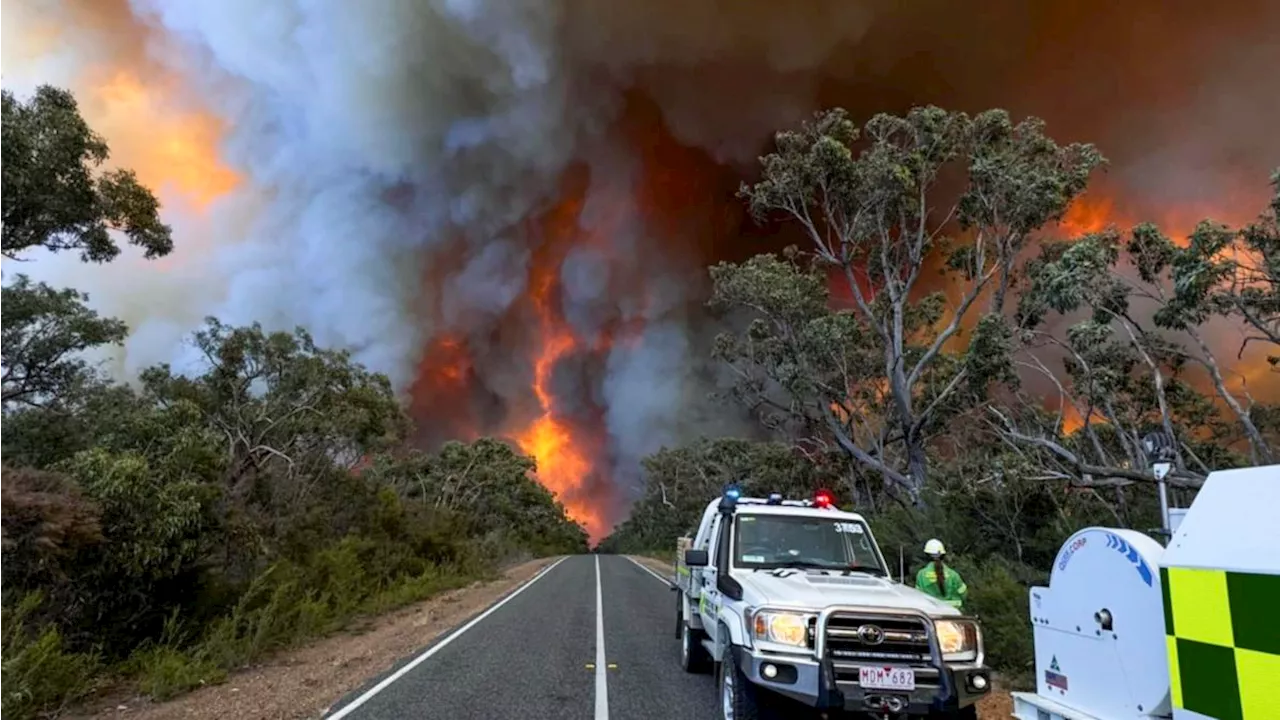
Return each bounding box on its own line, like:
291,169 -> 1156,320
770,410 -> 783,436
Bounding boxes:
5,0 -> 1279,535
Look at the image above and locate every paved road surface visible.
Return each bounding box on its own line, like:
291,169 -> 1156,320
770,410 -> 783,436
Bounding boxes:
325,554 -> 718,720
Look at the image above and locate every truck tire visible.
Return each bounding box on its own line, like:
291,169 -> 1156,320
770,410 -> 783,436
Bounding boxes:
717,653 -> 771,720
680,618 -> 710,673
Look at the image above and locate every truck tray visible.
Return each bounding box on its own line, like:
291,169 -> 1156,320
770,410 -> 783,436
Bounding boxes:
674,536 -> 692,592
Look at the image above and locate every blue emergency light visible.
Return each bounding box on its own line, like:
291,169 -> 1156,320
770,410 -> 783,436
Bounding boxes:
767,493 -> 783,505
718,484 -> 742,513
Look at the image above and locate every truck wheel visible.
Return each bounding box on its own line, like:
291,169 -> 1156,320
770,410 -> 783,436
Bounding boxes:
680,619 -> 710,673
717,654 -> 767,720
675,594 -> 683,639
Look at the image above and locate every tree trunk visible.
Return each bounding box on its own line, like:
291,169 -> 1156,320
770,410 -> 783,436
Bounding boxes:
905,434 -> 928,502
1186,326 -> 1272,464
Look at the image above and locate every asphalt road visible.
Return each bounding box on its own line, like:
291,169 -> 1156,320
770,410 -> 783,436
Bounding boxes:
325,554 -> 719,720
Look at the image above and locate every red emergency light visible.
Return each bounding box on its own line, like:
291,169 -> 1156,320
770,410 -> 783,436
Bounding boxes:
813,489 -> 835,508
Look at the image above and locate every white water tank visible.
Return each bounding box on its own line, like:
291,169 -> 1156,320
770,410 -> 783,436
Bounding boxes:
1014,527 -> 1170,719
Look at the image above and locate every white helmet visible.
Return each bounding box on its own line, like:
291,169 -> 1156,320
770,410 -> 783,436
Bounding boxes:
923,538 -> 946,557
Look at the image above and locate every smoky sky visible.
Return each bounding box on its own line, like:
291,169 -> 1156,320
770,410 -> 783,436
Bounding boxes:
5,0 -> 1278,523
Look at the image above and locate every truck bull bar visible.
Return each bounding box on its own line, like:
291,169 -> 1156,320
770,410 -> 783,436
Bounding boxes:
815,604 -> 945,664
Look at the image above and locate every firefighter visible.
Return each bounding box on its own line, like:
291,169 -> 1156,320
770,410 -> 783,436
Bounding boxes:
915,538 -> 968,609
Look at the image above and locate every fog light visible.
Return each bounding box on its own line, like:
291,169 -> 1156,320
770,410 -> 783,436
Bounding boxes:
762,663 -> 778,679
971,674 -> 988,691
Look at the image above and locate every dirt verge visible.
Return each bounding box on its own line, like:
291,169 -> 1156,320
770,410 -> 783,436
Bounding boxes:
628,554 -> 1015,720
68,557 -> 558,720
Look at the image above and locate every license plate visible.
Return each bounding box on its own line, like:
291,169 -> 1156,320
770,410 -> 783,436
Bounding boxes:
859,666 -> 916,691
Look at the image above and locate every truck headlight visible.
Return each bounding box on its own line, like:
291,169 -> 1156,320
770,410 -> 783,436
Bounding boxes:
934,620 -> 979,662
752,610 -> 809,647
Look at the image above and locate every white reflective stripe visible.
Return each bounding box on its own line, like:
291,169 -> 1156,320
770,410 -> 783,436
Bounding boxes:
625,556 -> 674,586
594,555 -> 609,720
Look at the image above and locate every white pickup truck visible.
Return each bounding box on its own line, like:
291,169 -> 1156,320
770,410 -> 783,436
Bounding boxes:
673,487 -> 992,719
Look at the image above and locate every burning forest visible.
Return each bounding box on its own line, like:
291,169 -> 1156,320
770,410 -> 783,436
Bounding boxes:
5,0 -> 1280,544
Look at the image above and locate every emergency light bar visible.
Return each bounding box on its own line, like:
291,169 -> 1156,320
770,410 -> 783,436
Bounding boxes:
719,489 -> 841,510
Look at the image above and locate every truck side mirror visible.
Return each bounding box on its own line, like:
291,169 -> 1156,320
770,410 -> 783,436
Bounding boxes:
684,549 -> 709,567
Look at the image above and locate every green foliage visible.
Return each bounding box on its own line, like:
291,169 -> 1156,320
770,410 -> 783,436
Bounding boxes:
600,437 -> 829,553
1,276 -> 128,409
2,86 -> 172,262
957,557 -> 1039,688
1014,179 -> 1279,471
128,645 -> 224,702
365,439 -> 589,557
1,322 -> 585,715
2,594 -> 101,720
65,449 -> 209,578
122,538 -> 486,701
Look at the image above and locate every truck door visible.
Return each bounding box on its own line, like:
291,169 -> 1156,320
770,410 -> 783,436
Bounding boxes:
696,513 -> 721,631
699,512 -> 734,641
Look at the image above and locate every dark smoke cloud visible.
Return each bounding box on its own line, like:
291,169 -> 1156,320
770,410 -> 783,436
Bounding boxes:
7,0 -> 1278,518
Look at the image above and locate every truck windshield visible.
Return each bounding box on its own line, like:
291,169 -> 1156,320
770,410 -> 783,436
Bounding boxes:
734,514 -> 885,574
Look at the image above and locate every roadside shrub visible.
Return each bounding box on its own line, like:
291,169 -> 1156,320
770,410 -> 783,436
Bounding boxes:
116,538 -> 485,703
1,467 -> 103,595
958,556 -> 1041,688
128,645 -> 224,701
1,594 -> 100,720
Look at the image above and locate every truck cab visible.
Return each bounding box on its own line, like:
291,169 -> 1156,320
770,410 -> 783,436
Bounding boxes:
673,487 -> 991,718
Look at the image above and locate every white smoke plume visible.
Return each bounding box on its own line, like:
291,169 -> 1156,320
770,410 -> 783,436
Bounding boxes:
2,0 -> 879,514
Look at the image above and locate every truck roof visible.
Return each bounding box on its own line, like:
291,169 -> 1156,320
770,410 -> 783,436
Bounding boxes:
735,504 -> 869,522
700,496 -> 870,523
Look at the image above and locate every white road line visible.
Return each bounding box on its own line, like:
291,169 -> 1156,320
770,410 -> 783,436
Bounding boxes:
594,555 -> 610,720
327,557 -> 568,719
625,555 -> 674,586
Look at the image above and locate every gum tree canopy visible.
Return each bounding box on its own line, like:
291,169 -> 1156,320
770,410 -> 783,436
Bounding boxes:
717,106 -> 1104,498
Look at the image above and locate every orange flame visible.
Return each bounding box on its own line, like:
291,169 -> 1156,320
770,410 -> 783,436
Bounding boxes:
513,264 -> 605,540
428,335 -> 471,387
407,333 -> 481,446
1058,403 -> 1111,434
1058,194 -> 1117,236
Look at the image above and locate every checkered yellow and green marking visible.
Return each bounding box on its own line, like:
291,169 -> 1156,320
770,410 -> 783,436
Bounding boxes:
1161,566 -> 1280,720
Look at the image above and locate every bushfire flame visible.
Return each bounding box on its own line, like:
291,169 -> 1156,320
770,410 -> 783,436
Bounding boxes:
513,266 -> 602,538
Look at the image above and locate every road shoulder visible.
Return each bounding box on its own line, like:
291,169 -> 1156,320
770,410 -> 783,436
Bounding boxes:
626,554 -> 676,578
67,558 -> 559,720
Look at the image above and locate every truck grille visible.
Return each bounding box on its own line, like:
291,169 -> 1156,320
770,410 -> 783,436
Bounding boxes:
822,613 -> 932,664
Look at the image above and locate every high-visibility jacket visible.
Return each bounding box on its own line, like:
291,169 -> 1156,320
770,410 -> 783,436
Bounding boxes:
915,562 -> 968,609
